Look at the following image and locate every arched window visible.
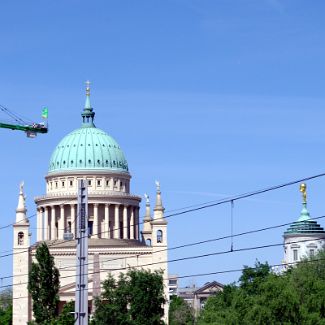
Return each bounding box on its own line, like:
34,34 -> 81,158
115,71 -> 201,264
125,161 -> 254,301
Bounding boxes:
146,238 -> 152,246
157,230 -> 163,243
18,232 -> 24,246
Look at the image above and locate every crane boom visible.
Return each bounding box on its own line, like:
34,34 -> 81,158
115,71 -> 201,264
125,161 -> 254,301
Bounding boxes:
0,122 -> 48,133
0,105 -> 48,138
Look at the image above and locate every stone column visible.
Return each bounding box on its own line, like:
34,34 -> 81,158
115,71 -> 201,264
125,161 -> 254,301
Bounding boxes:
130,206 -> 135,240
135,207 -> 139,240
104,204 -> 109,239
71,204 -> 76,238
114,204 -> 120,239
123,205 -> 128,239
37,208 -> 41,241
93,203 -> 99,238
58,205 -> 64,239
51,206 -> 56,240
44,206 -> 49,240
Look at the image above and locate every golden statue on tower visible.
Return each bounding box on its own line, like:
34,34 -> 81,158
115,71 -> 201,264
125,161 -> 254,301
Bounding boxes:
300,183 -> 307,203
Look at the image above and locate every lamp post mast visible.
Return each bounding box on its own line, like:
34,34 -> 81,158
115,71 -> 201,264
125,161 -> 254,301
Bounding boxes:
75,179 -> 89,325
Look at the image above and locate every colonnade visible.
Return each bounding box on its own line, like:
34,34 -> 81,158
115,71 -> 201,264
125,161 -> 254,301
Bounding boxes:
36,203 -> 140,242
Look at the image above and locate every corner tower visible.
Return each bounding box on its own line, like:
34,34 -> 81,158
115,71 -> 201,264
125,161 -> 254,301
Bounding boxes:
13,182 -> 31,324
283,183 -> 325,265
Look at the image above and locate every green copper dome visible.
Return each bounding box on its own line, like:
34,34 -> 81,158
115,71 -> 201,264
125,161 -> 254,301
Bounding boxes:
48,86 -> 129,174
284,203 -> 325,235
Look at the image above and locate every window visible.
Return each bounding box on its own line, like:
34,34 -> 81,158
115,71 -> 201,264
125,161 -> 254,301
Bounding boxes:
55,182 -> 58,189
69,180 -> 73,186
106,180 -> 109,186
97,180 -> 101,186
310,249 -> 315,257
62,181 -> 65,187
157,230 -> 163,243
88,221 -> 93,236
120,221 -> 123,239
18,232 -> 24,245
146,239 -> 152,246
293,249 -> 298,261
88,180 -> 92,186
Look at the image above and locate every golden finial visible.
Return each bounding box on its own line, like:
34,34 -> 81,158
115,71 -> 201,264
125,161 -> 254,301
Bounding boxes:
85,80 -> 91,96
300,183 -> 307,203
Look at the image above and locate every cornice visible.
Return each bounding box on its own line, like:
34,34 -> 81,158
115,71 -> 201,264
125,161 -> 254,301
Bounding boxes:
35,192 -> 141,205
45,170 -> 131,180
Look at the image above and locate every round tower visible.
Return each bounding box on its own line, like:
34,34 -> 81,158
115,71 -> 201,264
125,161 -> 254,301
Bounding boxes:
283,183 -> 325,265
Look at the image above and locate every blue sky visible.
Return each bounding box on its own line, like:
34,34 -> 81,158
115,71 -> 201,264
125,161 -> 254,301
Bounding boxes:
1,0 -> 325,288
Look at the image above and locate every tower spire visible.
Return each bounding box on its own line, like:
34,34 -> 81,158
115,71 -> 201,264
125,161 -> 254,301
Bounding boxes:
153,181 -> 166,222
16,182 -> 28,223
142,194 -> 152,233
81,80 -> 95,127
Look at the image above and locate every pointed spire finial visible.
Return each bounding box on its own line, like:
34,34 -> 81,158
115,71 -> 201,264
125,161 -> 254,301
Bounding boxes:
86,80 -> 91,97
16,181 -> 28,223
20,181 -> 24,194
154,180 -> 165,214
84,80 -> 91,109
155,180 -> 160,193
144,193 -> 150,205
143,193 -> 152,233
144,194 -> 151,219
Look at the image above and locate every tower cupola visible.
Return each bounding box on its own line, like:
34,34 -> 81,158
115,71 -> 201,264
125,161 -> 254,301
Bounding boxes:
81,81 -> 95,127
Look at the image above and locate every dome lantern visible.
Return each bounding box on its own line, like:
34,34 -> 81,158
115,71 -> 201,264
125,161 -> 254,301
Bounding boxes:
81,81 -> 95,127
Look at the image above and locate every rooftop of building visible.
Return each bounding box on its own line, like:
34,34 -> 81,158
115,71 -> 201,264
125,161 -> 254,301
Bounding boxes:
284,184 -> 325,236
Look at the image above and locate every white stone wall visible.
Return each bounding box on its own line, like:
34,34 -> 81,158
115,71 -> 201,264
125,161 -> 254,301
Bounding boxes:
283,234 -> 325,265
13,225 -> 30,325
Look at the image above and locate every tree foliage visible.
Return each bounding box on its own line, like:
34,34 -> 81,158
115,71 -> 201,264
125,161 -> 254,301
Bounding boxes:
91,269 -> 166,325
198,250 -> 325,325
0,305 -> 12,325
28,242 -> 60,324
0,288 -> 12,325
51,301 -> 75,325
169,296 -> 194,325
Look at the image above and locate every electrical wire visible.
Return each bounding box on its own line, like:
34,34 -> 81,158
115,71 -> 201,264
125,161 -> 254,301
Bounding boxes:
3,235 -> 325,292
6,252 -> 325,301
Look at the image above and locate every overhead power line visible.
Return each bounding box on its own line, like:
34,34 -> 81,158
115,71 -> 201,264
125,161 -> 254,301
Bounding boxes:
3,235 -> 325,291
6,254 -> 325,302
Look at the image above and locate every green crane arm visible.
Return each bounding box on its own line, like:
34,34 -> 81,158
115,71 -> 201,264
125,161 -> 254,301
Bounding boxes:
0,122 -> 48,136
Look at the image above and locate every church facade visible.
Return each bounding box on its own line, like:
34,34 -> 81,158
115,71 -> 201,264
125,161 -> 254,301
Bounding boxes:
12,85 -> 169,324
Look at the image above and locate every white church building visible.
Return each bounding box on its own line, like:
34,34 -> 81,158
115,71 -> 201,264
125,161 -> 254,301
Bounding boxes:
12,84 -> 169,324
